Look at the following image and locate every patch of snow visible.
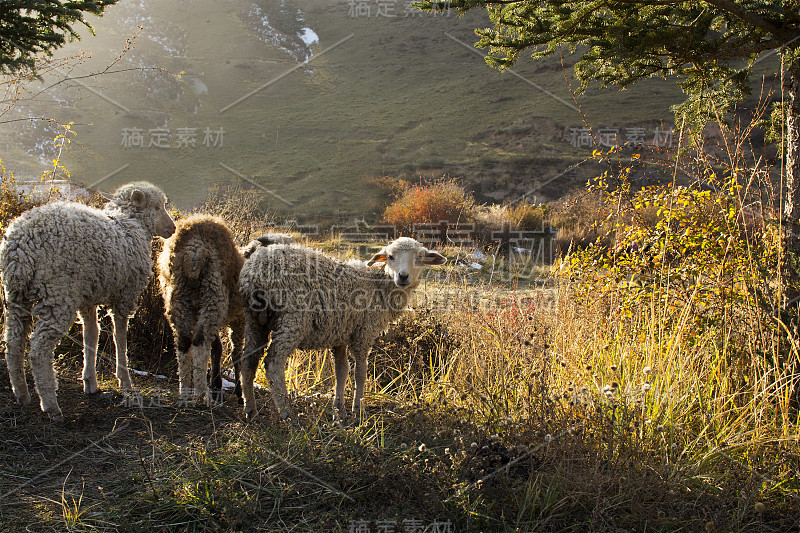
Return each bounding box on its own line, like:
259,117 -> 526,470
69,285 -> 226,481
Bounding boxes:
469,249 -> 487,261
299,27 -> 319,46
131,369 -> 168,380
112,0 -> 186,57
245,2 -> 315,63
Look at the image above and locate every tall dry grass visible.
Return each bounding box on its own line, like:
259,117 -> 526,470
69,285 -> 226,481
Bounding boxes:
267,117 -> 798,528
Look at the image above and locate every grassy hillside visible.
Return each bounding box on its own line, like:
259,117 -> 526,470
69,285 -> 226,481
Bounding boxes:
0,0 -> 705,216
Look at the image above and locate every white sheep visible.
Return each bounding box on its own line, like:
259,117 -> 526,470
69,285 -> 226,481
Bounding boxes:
238,237 -> 446,420
1,182 -> 175,421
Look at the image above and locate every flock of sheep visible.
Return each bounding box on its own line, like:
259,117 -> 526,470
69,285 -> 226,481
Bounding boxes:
0,182 -> 446,422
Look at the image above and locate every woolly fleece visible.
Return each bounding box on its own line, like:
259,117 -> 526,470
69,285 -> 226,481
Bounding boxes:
158,214 -> 245,404
238,237 -> 446,419
1,181 -> 175,420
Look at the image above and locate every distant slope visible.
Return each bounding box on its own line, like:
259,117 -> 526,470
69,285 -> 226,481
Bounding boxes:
0,0 -> 774,216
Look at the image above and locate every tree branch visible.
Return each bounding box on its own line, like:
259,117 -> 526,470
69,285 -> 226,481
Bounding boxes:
700,0 -> 786,36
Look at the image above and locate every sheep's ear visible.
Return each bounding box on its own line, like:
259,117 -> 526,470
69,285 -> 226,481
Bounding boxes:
420,249 -> 446,265
131,189 -> 145,207
367,249 -> 388,266
240,241 -> 260,259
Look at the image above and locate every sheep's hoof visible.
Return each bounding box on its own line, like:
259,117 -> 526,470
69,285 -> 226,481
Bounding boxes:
15,393 -> 31,406
333,407 -> 348,423
48,412 -> 64,423
83,381 -> 99,395
244,408 -> 257,422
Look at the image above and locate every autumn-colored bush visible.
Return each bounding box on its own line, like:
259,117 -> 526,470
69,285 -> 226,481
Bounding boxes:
567,144 -> 781,359
383,177 -> 476,230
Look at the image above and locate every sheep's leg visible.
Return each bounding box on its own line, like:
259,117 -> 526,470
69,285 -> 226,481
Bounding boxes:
241,314 -> 269,419
264,325 -> 301,421
210,334 -> 223,404
111,311 -> 133,391
193,294 -> 226,406
4,299 -> 32,406
190,335 -> 211,405
78,307 -> 100,395
175,334 -> 193,399
351,344 -> 372,416
191,343 -> 211,405
28,307 -> 74,421
229,318 -> 245,404
332,345 -> 349,418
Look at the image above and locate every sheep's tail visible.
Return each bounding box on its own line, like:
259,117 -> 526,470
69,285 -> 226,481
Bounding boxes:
0,237 -> 36,298
180,237 -> 210,280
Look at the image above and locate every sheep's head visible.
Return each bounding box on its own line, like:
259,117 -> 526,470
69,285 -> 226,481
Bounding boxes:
367,237 -> 446,288
107,182 -> 176,238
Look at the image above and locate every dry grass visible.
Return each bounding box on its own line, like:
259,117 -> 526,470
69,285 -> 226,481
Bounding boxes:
1,266 -> 797,531
1,145 -> 799,530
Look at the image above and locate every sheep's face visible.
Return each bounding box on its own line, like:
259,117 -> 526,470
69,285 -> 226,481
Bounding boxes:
112,182 -> 176,238
367,237 -> 446,288
139,191 -> 176,239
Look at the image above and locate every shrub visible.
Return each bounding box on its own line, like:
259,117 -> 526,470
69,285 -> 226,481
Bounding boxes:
383,177 -> 476,230
475,201 -> 550,231
549,188 -> 614,254
0,174 -> 41,233
566,140 -> 782,371
198,180 -> 276,245
506,200 -> 551,231
126,239 -> 176,373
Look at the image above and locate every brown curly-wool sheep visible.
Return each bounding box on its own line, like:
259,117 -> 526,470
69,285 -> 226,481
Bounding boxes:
158,214 -> 246,404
